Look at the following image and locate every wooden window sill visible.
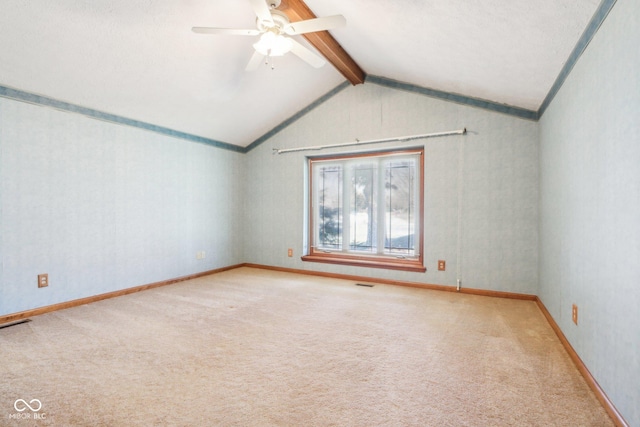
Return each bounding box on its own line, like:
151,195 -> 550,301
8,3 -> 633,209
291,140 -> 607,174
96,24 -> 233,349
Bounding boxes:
301,254 -> 426,273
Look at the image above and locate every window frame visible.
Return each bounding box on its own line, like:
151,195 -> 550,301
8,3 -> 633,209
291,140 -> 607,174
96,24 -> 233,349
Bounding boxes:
302,147 -> 426,272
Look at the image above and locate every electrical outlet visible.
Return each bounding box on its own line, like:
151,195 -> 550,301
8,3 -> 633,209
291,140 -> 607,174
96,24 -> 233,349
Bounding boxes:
572,304 -> 578,325
438,260 -> 446,271
38,274 -> 48,288
287,248 -> 293,257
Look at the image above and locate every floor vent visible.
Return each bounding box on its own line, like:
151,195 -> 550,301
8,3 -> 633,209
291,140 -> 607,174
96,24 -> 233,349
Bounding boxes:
355,283 -> 374,287
0,319 -> 32,330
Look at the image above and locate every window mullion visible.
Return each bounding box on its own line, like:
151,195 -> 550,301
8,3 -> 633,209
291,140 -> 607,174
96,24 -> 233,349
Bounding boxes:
313,164 -> 322,251
376,159 -> 386,255
342,162 -> 352,253
412,157 -> 420,257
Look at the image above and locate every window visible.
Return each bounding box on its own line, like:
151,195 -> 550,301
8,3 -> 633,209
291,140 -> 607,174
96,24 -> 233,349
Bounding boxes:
303,148 -> 425,272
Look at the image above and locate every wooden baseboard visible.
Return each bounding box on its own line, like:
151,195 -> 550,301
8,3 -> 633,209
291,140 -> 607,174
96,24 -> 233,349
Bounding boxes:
242,263 -> 537,301
0,264 -> 244,325
1,261 -> 626,426
535,298 -> 628,427
0,262 -> 535,325
244,263 -> 626,426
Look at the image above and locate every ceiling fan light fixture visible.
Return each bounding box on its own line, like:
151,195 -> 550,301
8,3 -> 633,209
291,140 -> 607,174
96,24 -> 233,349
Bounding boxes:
253,31 -> 293,56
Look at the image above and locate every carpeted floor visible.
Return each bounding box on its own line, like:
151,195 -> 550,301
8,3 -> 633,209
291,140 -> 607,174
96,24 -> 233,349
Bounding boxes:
0,267 -> 613,426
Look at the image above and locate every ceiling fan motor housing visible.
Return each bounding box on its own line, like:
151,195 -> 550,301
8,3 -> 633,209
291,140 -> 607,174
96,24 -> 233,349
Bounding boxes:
257,10 -> 290,34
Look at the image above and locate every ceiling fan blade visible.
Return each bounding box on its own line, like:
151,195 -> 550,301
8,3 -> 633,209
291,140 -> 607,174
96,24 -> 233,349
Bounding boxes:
192,27 -> 260,36
289,39 -> 326,68
246,50 -> 265,71
284,15 -> 346,35
248,0 -> 274,27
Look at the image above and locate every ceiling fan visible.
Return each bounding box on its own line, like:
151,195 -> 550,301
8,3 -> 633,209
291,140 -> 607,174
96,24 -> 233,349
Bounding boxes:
192,0 -> 346,70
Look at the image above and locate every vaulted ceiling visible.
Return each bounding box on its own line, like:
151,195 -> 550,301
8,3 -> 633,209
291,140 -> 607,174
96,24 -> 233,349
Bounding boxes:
0,0 -> 601,148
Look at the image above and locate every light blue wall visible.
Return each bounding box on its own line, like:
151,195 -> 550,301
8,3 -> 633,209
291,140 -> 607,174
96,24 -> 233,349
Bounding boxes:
0,98 -> 244,316
243,82 -> 539,294
2,2 -> 635,422
539,0 -> 640,425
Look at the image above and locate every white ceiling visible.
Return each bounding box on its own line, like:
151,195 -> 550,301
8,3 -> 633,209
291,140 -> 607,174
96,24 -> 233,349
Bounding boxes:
0,0 -> 601,148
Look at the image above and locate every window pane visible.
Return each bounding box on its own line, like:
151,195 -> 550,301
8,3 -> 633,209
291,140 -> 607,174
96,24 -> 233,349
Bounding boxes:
317,165 -> 342,250
350,162 -> 377,253
384,160 -> 415,256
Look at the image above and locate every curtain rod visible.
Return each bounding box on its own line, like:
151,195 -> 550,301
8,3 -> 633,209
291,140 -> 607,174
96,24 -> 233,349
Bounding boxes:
272,128 -> 466,155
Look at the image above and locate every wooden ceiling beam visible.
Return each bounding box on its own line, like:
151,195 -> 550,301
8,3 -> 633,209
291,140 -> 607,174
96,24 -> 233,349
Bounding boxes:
277,0 -> 365,85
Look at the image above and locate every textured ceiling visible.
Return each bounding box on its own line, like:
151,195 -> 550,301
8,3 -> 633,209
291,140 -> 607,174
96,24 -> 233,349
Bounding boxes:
0,0 -> 601,147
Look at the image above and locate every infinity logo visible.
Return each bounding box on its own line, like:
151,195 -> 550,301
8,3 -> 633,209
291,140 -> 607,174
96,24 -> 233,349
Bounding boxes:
14,399 -> 42,412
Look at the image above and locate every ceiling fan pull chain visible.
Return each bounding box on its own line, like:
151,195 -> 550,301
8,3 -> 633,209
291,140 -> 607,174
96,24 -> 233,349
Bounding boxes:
264,50 -> 274,70
262,53 -> 275,70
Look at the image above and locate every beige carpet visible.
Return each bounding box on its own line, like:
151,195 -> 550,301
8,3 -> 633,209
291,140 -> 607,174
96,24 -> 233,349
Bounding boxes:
1,267 -> 612,426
